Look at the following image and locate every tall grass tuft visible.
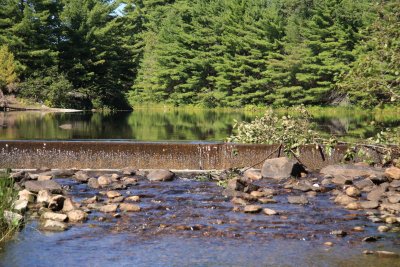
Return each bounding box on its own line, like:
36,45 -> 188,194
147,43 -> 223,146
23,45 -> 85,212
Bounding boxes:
0,171 -> 20,243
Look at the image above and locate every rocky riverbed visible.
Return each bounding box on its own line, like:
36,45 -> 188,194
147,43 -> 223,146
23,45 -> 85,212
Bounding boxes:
1,158 -> 400,266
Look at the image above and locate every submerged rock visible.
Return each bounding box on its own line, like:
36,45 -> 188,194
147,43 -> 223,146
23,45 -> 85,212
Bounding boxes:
40,219 -> 68,231
261,157 -> 304,179
287,195 -> 309,205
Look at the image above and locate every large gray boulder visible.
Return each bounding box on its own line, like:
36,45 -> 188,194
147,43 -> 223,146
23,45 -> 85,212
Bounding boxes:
147,170 -> 175,182
261,157 -> 304,179
24,180 -> 62,194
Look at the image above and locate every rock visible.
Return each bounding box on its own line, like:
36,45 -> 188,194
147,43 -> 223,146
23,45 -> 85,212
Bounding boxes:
244,205 -> 262,213
330,230 -> 347,237
287,195 -> 309,205
263,208 -> 278,215
321,178 -> 332,186
369,175 -> 389,185
24,180 -> 62,194
324,242 -> 333,246
346,202 -> 361,210
100,204 -> 118,213
41,212 -> 67,222
147,170 -> 175,182
40,219 -> 68,231
320,164 -> 384,179
18,189 -> 36,203
353,226 -> 364,232
226,178 -> 246,192
377,225 -> 390,232
243,184 -> 260,194
37,175 -> 52,181
388,195 -> 400,204
360,201 -> 379,209
231,197 -> 249,206
98,176 -> 112,187
258,198 -> 277,204
67,210 -> 88,223
10,171 -> 29,182
261,157 -> 305,179
4,211 -> 24,225
74,171 -> 90,183
37,190 -> 52,205
62,198 -> 77,212
243,168 -> 262,180
363,250 -> 399,258
250,191 -> 268,198
380,203 -> 400,213
50,169 -> 75,178
107,196 -> 124,203
13,200 -> 28,213
367,185 -> 387,201
331,175 -> 352,185
390,180 -> 400,188
121,167 -> 136,176
334,194 -> 356,206
88,178 -> 100,189
362,236 -> 379,242
119,203 -> 141,212
87,203 -> 103,211
110,173 -> 121,182
354,178 -> 375,190
385,167 -> 400,180
122,177 -> 138,186
221,189 -> 257,201
48,195 -> 65,211
385,217 -> 397,224
125,196 -> 140,202
111,183 -> 126,190
306,191 -> 317,198
82,196 -> 98,204
106,191 -> 122,199
345,186 -> 361,197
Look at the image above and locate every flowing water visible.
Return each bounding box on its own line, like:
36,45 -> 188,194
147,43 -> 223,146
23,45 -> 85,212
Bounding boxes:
0,175 -> 400,267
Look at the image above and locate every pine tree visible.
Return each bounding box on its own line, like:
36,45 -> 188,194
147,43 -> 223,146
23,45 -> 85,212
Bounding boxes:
0,45 -> 18,92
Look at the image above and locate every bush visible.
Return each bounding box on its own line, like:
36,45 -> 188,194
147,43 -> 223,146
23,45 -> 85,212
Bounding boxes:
0,172 -> 19,243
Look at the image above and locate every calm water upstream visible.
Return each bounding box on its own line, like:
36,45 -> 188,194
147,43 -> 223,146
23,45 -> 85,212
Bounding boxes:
0,107 -> 399,141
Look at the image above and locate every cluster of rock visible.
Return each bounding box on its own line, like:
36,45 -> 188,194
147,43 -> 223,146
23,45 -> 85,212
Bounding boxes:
10,168 -> 176,232
321,164 -> 400,232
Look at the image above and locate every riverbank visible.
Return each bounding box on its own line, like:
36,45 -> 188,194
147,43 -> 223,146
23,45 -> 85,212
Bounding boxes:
0,96 -> 81,113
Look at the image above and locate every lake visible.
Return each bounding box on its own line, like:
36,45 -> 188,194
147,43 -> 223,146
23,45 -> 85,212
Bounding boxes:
0,107 -> 399,141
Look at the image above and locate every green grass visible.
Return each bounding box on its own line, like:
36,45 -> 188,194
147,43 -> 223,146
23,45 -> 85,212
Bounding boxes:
0,172 -> 19,243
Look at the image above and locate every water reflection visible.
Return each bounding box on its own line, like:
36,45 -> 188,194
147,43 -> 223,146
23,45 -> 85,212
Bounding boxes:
0,108 -> 399,141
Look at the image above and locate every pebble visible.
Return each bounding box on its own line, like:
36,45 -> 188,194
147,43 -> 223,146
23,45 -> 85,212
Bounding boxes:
244,205 -> 262,213
263,208 -> 278,215
324,242 -> 333,246
377,225 -> 390,232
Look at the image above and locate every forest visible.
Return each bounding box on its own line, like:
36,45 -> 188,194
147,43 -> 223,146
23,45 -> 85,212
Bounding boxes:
0,0 -> 399,109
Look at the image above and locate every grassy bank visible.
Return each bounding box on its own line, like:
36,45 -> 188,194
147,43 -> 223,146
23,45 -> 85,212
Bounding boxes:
0,172 -> 19,243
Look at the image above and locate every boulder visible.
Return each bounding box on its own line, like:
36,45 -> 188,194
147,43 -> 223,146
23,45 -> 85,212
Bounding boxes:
360,201 -> 379,209
354,179 -> 374,190
37,175 -> 52,181
24,180 -> 62,194
388,195 -> 400,204
106,191 -> 122,199
261,157 -> 304,179
320,164 -> 384,180
37,190 -> 52,205
334,194 -> 357,206
73,171 -> 90,183
119,203 -> 141,212
287,195 -> 309,205
390,180 -> 400,188
122,177 -> 138,186
380,203 -> 400,213
62,198 -> 77,212
125,196 -> 140,202
48,195 -> 65,211
367,185 -> 387,201
100,204 -> 118,213
121,167 -> 136,176
147,170 -> 175,182
345,186 -> 361,197
67,210 -> 88,223
243,168 -> 262,180
263,208 -> 278,215
88,178 -> 100,189
98,176 -> 112,187
13,200 -> 28,213
40,220 -> 68,231
4,211 -> 24,225
385,167 -> 400,180
243,205 -> 262,213
41,212 -> 67,222
18,189 -> 36,203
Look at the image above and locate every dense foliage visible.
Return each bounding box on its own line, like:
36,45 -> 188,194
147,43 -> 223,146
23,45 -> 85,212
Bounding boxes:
0,0 -> 399,109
